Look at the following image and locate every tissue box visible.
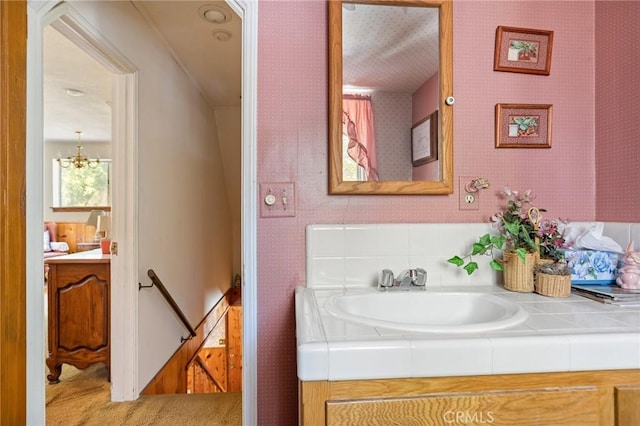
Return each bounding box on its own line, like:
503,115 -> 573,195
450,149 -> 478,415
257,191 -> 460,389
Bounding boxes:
563,249 -> 620,285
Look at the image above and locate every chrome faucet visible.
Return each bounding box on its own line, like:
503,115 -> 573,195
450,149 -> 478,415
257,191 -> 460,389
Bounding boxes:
378,268 -> 427,291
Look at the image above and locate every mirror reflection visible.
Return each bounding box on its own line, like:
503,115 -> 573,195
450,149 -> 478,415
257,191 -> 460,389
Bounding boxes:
342,3 -> 440,182
329,0 -> 454,195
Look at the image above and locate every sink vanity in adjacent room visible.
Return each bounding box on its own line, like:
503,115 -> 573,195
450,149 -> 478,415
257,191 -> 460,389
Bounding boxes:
296,224 -> 640,425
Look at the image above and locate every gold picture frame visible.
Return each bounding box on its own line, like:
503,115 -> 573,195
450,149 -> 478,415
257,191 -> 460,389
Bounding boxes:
494,26 -> 554,76
495,104 -> 552,148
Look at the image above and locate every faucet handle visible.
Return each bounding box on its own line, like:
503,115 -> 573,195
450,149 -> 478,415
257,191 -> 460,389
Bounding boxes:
413,268 -> 427,286
398,268 -> 427,286
397,269 -> 416,287
379,269 -> 395,288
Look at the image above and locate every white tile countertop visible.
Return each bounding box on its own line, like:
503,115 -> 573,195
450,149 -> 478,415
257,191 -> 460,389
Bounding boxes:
296,285 -> 640,381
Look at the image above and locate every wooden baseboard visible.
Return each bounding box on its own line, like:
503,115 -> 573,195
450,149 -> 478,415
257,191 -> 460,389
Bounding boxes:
141,288 -> 240,395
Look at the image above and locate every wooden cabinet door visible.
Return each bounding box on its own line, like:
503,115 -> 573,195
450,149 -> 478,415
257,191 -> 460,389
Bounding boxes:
46,262 -> 110,383
56,270 -> 109,352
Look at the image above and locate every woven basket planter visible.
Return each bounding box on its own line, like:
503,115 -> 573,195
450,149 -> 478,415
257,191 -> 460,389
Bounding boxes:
502,251 -> 536,292
535,272 -> 571,297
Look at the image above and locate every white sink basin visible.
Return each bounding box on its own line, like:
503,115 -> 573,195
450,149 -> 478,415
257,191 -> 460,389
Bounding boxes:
324,291 -> 528,333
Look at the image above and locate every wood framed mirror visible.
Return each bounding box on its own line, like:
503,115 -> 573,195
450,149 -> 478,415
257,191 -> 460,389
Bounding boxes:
329,0 -> 453,195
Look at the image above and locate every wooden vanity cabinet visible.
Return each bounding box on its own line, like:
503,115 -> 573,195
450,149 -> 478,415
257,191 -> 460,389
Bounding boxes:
45,251 -> 110,383
299,370 -> 640,426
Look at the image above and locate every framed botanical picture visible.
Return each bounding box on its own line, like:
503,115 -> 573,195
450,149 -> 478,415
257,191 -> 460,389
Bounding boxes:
495,104 -> 552,148
494,26 -> 554,75
411,110 -> 438,166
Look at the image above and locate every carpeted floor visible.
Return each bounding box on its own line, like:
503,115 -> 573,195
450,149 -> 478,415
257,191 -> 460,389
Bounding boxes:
46,364 -> 242,426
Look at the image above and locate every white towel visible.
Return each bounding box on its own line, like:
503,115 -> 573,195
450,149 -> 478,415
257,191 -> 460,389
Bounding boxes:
50,241 -> 69,252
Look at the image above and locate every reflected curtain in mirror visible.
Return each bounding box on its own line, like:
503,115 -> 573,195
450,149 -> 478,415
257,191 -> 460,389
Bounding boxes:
343,95 -> 379,181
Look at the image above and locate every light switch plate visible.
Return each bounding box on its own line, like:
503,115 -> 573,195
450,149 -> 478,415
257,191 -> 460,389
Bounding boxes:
259,182 -> 295,218
459,176 -> 479,211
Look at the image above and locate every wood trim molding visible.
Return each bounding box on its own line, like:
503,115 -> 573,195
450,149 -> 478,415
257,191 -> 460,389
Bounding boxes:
0,0 -> 27,423
51,206 -> 111,213
141,288 -> 240,395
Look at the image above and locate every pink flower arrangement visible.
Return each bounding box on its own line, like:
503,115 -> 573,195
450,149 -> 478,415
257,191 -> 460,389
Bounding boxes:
449,187 -> 570,275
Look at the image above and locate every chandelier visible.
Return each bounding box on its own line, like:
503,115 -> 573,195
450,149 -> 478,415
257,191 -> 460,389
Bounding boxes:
57,131 -> 100,169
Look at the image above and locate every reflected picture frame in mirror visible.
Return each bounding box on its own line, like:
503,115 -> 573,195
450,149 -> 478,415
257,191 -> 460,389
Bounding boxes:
412,109 -> 438,166
329,0 -> 453,195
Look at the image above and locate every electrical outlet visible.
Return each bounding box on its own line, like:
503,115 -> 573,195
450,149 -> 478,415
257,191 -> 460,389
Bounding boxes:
459,176 -> 479,211
259,182 -> 295,218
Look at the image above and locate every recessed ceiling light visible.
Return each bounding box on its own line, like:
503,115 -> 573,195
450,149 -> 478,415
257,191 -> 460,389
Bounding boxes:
65,88 -> 85,97
199,5 -> 231,24
212,29 -> 232,42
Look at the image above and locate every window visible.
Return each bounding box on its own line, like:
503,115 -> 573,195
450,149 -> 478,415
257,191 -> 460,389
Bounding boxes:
342,133 -> 365,181
52,159 -> 111,210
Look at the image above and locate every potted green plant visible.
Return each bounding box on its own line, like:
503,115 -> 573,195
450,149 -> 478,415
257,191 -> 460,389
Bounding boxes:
448,188 -> 569,291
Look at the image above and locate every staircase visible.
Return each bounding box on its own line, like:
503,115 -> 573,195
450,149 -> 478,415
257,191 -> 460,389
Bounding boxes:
141,281 -> 242,395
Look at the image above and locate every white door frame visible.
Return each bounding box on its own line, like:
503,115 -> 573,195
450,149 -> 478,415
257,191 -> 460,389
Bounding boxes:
26,1 -> 258,424
227,1 -> 259,423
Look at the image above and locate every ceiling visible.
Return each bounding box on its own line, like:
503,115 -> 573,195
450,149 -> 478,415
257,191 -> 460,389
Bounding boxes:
43,1 -> 241,145
43,26 -> 113,143
43,1 -> 437,144
342,3 -> 439,93
133,1 -> 242,106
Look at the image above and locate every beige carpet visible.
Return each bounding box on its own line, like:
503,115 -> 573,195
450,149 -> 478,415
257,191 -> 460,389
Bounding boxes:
46,364 -> 242,426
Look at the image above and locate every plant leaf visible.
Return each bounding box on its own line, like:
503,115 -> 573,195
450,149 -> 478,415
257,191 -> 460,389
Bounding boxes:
491,235 -> 506,249
464,262 -> 479,275
504,222 -> 519,235
448,256 -> 464,266
515,247 -> 528,263
471,242 -> 488,255
489,259 -> 504,271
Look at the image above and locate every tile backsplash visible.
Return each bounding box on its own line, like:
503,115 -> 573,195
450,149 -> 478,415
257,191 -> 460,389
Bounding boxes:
306,222 -> 640,289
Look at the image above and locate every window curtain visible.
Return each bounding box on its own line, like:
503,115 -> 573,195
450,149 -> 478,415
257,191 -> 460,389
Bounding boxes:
343,95 -> 379,181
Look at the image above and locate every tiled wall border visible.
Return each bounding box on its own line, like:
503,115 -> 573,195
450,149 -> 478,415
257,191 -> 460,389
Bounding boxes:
306,222 -> 639,289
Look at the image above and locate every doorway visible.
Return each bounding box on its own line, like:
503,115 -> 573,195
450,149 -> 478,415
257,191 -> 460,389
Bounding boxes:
40,0 -> 139,407
26,0 -> 258,424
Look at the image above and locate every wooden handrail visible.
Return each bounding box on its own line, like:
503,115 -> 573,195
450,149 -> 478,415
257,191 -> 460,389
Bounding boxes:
139,269 -> 196,342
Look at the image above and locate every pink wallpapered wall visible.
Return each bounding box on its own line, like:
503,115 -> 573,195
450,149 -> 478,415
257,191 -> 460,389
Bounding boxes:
372,91 -> 413,180
412,73 -> 439,180
412,72 -> 438,124
255,1 -> 625,424
595,1 -> 640,222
